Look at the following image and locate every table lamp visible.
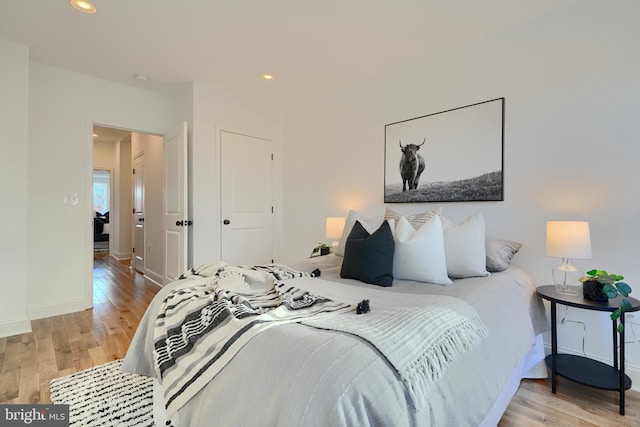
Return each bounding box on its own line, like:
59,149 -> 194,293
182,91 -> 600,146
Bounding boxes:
545,220 -> 592,295
325,217 -> 345,249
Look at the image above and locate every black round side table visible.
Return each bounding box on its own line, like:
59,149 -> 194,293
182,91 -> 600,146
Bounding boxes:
536,285 -> 640,415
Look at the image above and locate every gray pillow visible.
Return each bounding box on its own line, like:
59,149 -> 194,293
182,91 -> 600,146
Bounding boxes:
485,239 -> 522,272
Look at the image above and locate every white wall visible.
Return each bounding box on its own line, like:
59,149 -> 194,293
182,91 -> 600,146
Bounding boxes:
4,1 -> 638,388
282,1 -> 640,384
190,83 -> 284,266
93,140 -> 116,171
0,39 -> 30,337
27,61 -> 177,322
0,41 -> 284,337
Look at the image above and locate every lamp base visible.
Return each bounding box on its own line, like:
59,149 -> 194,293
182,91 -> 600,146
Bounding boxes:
555,284 -> 581,295
553,259 -> 582,296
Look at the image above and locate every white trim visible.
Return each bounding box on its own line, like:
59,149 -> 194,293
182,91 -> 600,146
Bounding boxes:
144,269 -> 164,287
28,297 -> 89,321
111,251 -> 132,261
0,317 -> 32,338
629,366 -> 640,392
85,120 -> 95,314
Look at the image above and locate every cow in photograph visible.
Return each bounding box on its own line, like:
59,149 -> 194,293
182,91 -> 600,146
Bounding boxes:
399,138 -> 426,191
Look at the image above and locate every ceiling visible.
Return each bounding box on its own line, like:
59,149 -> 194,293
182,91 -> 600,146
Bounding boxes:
0,1 -> 575,109
93,125 -> 131,145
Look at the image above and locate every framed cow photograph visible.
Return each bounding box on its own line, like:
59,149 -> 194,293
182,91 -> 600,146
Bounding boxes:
384,98 -> 504,203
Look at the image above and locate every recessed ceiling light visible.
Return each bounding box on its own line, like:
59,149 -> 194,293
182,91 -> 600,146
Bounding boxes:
70,0 -> 97,14
261,74 -> 275,81
134,74 -> 150,81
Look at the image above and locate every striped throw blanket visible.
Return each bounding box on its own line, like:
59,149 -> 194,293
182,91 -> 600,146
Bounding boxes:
153,262 -> 488,418
153,262 -> 350,418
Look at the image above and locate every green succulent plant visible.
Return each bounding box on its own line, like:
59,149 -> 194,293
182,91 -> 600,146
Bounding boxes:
310,243 -> 331,258
579,269 -> 632,333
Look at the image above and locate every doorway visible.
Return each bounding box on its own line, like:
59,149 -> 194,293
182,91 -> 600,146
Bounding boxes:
93,125 -> 131,262
92,169 -> 111,253
91,125 -> 164,281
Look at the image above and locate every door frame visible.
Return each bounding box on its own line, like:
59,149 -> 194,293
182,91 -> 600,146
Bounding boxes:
85,122 -> 166,309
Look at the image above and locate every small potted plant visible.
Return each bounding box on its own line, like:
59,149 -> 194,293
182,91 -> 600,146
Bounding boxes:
579,269 -> 633,332
310,243 -> 331,258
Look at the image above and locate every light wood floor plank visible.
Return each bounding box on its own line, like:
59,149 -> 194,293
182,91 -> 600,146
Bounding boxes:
500,377 -> 640,426
17,369 -> 40,404
38,358 -> 58,405
0,368 -> 20,402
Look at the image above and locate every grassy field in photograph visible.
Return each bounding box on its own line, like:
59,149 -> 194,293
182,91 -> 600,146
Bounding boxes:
385,170 -> 502,202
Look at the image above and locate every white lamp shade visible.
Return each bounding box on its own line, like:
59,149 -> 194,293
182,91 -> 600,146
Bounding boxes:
545,221 -> 592,259
325,217 -> 345,239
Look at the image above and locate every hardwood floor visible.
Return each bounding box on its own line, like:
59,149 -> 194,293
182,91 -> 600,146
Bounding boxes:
500,377 -> 640,426
0,251 -> 159,405
1,253 -> 639,426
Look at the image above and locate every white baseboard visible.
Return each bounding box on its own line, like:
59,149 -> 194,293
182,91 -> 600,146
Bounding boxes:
629,366 -> 640,392
144,268 -> 164,287
545,343 -> 640,392
112,250 -> 132,261
28,298 -> 90,321
0,317 -> 32,338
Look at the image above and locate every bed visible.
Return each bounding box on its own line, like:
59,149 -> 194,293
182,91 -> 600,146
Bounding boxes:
123,210 -> 548,426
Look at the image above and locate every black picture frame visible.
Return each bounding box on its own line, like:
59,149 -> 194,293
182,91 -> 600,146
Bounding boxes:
384,98 -> 504,203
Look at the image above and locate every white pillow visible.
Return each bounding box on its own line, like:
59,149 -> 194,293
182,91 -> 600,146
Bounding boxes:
441,212 -> 490,278
335,210 -> 383,257
392,216 -> 452,285
384,206 -> 442,229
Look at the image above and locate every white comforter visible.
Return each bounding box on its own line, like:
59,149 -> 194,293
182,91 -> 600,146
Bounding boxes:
123,255 -> 547,426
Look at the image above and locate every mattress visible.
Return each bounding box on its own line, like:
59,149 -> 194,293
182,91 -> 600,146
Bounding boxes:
123,255 -> 548,426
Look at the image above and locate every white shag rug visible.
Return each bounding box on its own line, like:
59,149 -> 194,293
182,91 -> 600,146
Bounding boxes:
50,359 -> 155,427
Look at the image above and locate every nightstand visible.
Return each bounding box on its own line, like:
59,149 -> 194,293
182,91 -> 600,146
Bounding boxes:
536,285 -> 640,415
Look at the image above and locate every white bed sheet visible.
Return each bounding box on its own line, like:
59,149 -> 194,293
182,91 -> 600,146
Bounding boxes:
125,255 -> 547,426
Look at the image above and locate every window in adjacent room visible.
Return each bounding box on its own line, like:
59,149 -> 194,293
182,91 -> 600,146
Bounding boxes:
93,169 -> 110,214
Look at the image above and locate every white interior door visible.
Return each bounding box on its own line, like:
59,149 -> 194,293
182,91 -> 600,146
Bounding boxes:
220,131 -> 273,265
164,123 -> 188,283
132,153 -> 145,273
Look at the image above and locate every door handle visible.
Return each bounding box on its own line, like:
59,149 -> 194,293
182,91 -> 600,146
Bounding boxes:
176,220 -> 184,226
138,217 -> 144,222
223,219 -> 230,225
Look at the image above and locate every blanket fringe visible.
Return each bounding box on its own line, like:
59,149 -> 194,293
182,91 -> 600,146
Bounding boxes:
402,318 -> 488,409
302,302 -> 488,412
